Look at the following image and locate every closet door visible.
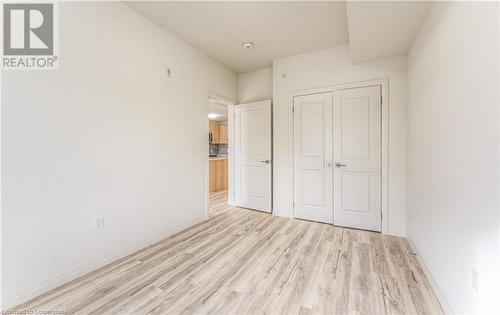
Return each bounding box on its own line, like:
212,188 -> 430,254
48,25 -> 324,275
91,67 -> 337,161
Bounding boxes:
333,86 -> 382,232
293,93 -> 333,224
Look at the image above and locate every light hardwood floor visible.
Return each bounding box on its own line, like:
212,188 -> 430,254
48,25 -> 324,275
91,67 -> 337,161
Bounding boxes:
12,190 -> 444,314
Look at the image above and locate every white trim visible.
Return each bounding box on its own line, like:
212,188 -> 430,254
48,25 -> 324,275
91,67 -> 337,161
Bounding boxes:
207,92 -> 235,207
228,104 -> 235,205
207,91 -> 236,106
1,215 -> 207,309
288,78 -> 390,234
405,238 -> 454,315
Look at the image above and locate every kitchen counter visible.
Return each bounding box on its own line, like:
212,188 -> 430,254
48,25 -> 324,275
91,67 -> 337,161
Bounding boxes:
209,157 -> 228,192
209,155 -> 228,160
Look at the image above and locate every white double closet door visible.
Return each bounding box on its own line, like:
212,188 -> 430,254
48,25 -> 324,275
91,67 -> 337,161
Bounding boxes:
293,86 -> 382,232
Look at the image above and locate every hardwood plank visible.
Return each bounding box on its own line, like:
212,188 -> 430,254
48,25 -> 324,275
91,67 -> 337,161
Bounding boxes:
9,190 -> 445,315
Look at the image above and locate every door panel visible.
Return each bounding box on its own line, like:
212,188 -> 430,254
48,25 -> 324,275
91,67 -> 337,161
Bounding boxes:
341,172 -> 370,212
300,170 -> 325,207
293,93 -> 333,224
334,86 -> 382,232
240,165 -> 265,196
234,100 -> 272,212
240,109 -> 263,155
341,97 -> 371,157
300,104 -> 324,156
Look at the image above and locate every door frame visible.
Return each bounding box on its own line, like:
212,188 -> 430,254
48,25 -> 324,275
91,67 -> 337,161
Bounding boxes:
289,78 -> 389,233
206,91 -> 235,218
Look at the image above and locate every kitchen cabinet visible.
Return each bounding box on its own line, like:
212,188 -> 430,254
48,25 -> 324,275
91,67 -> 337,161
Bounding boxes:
209,158 -> 228,192
209,121 -> 220,143
219,123 -> 228,144
209,121 -> 228,144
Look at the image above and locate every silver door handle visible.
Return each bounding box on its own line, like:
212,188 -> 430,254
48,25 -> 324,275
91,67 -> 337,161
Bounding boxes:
335,163 -> 347,168
260,159 -> 271,164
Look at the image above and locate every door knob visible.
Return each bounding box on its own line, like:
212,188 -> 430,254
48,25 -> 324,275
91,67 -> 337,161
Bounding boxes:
335,163 -> 347,168
260,159 -> 271,164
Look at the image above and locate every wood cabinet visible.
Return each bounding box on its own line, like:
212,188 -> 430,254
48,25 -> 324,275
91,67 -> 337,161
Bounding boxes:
209,159 -> 228,192
209,121 -> 228,144
209,121 -> 220,143
219,123 -> 228,144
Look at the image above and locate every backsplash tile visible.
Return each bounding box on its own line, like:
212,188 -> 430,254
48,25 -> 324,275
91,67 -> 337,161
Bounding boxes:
209,143 -> 218,155
218,144 -> 228,155
209,143 -> 228,156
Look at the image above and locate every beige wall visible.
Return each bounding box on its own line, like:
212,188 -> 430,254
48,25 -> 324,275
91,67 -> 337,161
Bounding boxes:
237,67 -> 273,103
407,2 -> 500,313
272,45 -> 408,236
1,2 -> 237,307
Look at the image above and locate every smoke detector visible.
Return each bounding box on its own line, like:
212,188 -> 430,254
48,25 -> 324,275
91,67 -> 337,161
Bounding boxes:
242,41 -> 255,50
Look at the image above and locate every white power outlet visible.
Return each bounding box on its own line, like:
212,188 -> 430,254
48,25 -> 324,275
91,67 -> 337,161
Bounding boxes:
472,267 -> 480,294
95,216 -> 104,230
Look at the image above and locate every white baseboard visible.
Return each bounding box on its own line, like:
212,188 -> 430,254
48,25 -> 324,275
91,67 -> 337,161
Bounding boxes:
406,238 -> 454,315
1,214 -> 207,310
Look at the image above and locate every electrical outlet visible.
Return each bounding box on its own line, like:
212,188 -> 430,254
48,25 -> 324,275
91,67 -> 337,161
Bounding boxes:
95,216 -> 104,231
472,267 -> 480,294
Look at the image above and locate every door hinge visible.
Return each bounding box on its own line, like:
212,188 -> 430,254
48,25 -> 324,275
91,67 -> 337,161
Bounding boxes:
380,95 -> 383,105
293,201 -> 295,208
292,105 -> 295,113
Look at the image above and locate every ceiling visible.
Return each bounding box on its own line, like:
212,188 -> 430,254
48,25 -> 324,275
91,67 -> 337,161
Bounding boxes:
127,1 -> 431,74
208,101 -> 228,122
126,1 -> 349,73
346,1 -> 431,63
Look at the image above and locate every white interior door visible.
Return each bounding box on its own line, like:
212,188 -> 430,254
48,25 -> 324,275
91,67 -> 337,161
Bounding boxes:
333,86 -> 382,232
293,93 -> 333,224
234,100 -> 272,213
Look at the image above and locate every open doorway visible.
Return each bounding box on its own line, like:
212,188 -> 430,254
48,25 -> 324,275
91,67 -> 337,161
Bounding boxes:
207,99 -> 230,217
206,98 -> 272,217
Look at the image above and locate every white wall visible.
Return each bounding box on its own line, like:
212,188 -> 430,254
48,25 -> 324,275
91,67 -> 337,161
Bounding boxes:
407,2 -> 499,313
1,2 -> 237,307
273,45 -> 408,236
237,67 -> 273,103
233,68 -> 273,205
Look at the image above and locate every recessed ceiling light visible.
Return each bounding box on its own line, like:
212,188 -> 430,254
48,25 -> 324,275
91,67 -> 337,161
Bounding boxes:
242,41 -> 255,50
208,113 -> 218,119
